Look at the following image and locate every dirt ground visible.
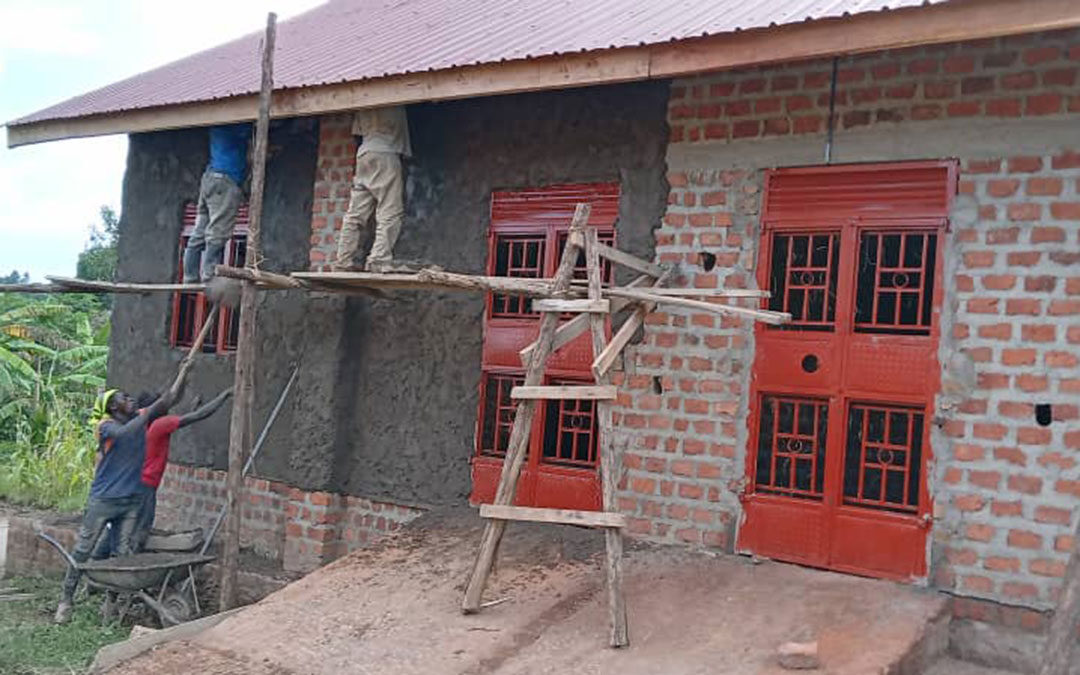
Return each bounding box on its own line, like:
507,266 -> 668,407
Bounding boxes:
109,507 -> 947,674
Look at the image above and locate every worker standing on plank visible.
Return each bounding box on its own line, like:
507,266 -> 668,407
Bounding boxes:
133,387 -> 233,550
55,388 -> 180,624
333,106 -> 412,273
183,123 -> 252,283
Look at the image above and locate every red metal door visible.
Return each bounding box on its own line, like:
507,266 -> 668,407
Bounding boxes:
471,183 -> 618,511
738,161 -> 956,581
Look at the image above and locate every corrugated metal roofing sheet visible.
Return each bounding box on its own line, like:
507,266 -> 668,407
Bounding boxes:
11,0 -> 943,126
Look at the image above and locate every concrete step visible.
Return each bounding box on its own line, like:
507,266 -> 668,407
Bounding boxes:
923,656 -> 1021,675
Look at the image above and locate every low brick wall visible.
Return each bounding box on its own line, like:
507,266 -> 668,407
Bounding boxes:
155,463 -> 425,572
1,509 -> 80,577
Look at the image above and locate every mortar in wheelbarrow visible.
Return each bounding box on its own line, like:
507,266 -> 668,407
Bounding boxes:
80,552 -> 215,592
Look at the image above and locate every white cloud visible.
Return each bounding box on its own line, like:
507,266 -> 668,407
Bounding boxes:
0,4 -> 100,56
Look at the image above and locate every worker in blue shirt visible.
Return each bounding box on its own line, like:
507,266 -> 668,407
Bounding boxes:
54,388 -> 178,624
183,123 -> 252,283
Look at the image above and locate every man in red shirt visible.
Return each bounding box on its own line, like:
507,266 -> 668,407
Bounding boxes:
134,388 -> 233,550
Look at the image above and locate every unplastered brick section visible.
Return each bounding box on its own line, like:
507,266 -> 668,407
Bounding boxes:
309,114 -> 357,271
669,29 -> 1080,144
155,463 -> 423,573
936,149 -> 1080,609
612,167 -> 762,551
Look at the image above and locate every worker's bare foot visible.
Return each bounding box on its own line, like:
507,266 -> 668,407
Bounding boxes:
54,601 -> 73,624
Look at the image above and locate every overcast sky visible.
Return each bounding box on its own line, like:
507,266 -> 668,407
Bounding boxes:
0,0 -> 324,281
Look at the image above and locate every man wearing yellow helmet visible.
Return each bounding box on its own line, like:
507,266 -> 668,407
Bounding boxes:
55,386 -> 180,624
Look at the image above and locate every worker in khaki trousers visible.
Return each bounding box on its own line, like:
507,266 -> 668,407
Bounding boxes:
334,106 -> 411,272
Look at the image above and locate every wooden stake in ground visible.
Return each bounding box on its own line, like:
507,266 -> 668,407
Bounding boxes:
1040,525 -> 1080,675
220,11 -> 276,612
462,203 -> 591,613
584,226 -> 629,647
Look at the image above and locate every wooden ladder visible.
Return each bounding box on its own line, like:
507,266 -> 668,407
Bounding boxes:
462,202 -> 670,647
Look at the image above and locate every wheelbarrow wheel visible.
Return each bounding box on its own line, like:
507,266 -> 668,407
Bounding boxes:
159,589 -> 196,627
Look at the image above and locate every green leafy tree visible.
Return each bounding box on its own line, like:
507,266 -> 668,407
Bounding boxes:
0,205 -> 116,510
1,271 -> 29,285
76,206 -> 119,283
0,290 -> 109,510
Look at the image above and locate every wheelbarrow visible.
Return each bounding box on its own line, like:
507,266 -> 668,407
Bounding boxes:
38,532 -> 215,626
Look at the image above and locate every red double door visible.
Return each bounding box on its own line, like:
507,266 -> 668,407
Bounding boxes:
470,183 -> 618,511
738,161 -> 956,581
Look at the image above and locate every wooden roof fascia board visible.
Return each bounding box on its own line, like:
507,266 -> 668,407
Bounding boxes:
6,97 -> 260,147
5,49 -> 651,148
7,0 -> 1080,149
649,0 -> 1080,77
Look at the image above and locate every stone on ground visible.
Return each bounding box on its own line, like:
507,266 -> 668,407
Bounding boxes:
777,640 -> 820,670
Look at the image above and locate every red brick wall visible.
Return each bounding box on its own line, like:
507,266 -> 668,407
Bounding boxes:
669,30 -> 1079,146
614,28 -> 1080,613
935,150 -> 1080,608
613,168 -> 761,550
156,463 -> 423,572
309,114 -> 357,271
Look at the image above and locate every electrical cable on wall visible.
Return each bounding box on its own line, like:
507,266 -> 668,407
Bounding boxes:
824,57 -> 839,164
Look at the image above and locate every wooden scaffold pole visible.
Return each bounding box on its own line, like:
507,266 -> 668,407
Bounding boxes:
584,226 -> 628,647
219,11 -> 276,611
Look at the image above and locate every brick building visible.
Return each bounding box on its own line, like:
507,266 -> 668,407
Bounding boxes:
6,0 -> 1080,653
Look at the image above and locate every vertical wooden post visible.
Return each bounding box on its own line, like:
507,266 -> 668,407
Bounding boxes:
1040,527 -> 1080,675
220,11 -> 276,611
462,203 -> 591,613
584,227 -> 629,647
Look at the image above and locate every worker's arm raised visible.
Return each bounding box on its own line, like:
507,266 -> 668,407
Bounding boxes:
179,388 -> 233,428
100,409 -> 153,441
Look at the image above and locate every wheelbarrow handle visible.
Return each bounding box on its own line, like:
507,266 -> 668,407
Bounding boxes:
36,531 -> 80,570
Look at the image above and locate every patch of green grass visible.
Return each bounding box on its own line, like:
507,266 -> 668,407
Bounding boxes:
0,576 -> 129,674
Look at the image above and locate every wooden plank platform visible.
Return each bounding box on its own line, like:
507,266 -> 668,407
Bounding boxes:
292,270 -> 558,297
511,385 -> 617,400
479,504 -> 627,529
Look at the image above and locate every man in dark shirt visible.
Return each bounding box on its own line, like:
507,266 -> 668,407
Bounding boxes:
55,388 -> 176,624
182,123 -> 252,283
132,387 -> 232,550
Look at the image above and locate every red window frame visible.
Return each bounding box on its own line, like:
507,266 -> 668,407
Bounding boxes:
170,202 -> 249,353
471,182 -> 620,510
477,222 -> 615,470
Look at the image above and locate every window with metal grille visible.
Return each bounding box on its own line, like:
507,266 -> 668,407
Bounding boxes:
478,373 -> 524,458
842,403 -> 924,513
170,202 -> 248,352
490,235 -> 546,318
557,230 -> 616,283
541,379 -> 599,468
766,232 -> 839,331
754,395 -> 828,500
854,231 -> 937,335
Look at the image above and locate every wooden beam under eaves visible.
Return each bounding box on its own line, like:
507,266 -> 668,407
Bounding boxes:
7,0 -> 1080,148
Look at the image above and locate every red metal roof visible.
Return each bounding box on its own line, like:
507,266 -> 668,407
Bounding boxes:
11,0 -> 944,126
